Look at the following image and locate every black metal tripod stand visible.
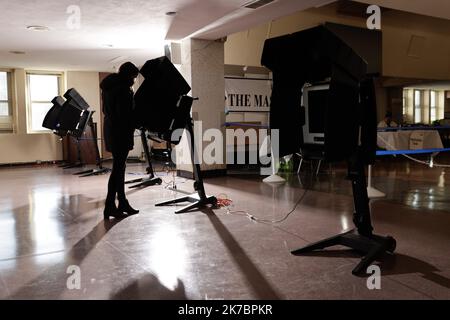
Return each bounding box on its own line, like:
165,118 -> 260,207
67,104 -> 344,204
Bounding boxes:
155,113 -> 217,214
291,149 -> 396,275
61,137 -> 83,169
125,128 -> 162,188
73,112 -> 111,177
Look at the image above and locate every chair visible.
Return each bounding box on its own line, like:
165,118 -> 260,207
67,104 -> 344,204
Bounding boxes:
296,144 -> 328,176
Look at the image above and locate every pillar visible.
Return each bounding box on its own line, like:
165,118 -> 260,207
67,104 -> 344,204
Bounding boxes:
176,38 -> 226,177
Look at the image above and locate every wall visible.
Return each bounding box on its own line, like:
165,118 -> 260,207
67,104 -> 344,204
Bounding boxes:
66,71 -> 102,153
374,79 -> 389,123
0,69 -> 61,164
445,92 -> 450,116
224,3 -> 450,81
0,70 -> 100,164
386,87 -> 404,124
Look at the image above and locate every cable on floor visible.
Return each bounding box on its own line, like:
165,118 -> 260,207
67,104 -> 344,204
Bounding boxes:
216,190 -> 308,224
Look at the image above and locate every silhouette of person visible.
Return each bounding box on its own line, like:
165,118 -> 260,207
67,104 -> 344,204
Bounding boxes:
378,111 -> 398,128
101,62 -> 140,219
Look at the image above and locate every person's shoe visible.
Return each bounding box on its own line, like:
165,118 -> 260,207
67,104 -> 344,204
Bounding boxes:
118,200 -> 139,215
103,203 -> 127,220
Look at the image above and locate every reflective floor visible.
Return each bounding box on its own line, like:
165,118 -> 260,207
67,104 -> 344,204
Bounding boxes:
0,156 -> 449,299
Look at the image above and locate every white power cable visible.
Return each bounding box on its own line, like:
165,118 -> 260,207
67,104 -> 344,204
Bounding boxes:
377,134 -> 450,168
221,190 -> 308,224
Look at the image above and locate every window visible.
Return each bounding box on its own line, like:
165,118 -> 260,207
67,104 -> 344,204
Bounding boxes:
0,71 -> 13,132
414,90 -> 422,123
402,89 -> 407,118
430,90 -> 437,123
27,73 -> 62,132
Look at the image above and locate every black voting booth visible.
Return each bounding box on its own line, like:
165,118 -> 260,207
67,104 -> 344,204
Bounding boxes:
124,127 -> 163,188
43,88 -> 110,177
261,25 -> 396,275
44,95 -> 82,168
134,56 -> 217,213
43,96 -> 69,138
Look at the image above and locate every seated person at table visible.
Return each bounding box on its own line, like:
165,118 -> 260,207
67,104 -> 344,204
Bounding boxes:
378,111 -> 398,128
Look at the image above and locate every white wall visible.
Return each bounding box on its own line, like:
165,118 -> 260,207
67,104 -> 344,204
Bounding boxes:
0,70 -> 101,164
225,3 -> 450,81
66,71 -> 102,153
0,69 -> 62,164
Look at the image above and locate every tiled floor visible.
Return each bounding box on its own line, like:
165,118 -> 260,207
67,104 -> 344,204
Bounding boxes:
0,156 -> 449,299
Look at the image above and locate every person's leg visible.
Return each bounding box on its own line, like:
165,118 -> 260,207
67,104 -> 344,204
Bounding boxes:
115,149 -> 128,203
116,149 -> 139,215
104,149 -> 127,219
106,153 -> 120,205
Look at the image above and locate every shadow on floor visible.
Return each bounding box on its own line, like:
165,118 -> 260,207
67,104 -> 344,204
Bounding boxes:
9,217 -> 124,299
382,253 -> 450,289
293,249 -> 450,289
110,273 -> 187,300
0,194 -> 106,260
202,208 -> 281,300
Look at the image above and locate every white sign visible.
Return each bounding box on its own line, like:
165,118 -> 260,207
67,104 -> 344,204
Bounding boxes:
409,131 -> 425,150
225,78 -> 271,112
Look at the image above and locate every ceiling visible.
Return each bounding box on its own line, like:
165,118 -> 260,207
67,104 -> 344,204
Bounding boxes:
406,82 -> 450,90
355,0 -> 450,21
0,0 -> 332,71
0,0 -> 448,72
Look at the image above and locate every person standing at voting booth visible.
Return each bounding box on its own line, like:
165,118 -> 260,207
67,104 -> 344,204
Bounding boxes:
101,62 -> 140,219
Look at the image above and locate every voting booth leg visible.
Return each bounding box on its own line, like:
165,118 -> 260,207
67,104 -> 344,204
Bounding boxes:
63,139 -> 83,169
77,166 -> 110,177
59,161 -> 71,168
291,150 -> 396,275
126,129 -> 162,188
62,162 -> 83,169
155,119 -> 217,214
75,116 -> 111,177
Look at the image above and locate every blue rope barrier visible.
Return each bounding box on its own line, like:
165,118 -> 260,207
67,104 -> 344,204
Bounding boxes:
378,126 -> 450,132
223,122 -> 269,128
376,148 -> 450,156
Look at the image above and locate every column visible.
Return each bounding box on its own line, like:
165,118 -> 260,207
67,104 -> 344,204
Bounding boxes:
176,38 -> 226,177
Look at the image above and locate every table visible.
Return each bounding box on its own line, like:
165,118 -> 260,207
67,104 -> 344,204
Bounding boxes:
377,130 -> 443,151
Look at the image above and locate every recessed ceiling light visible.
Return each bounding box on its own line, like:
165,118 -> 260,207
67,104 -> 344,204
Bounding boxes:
9,51 -> 26,55
102,44 -> 114,48
165,11 -> 177,16
244,0 -> 274,9
26,25 -> 49,31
